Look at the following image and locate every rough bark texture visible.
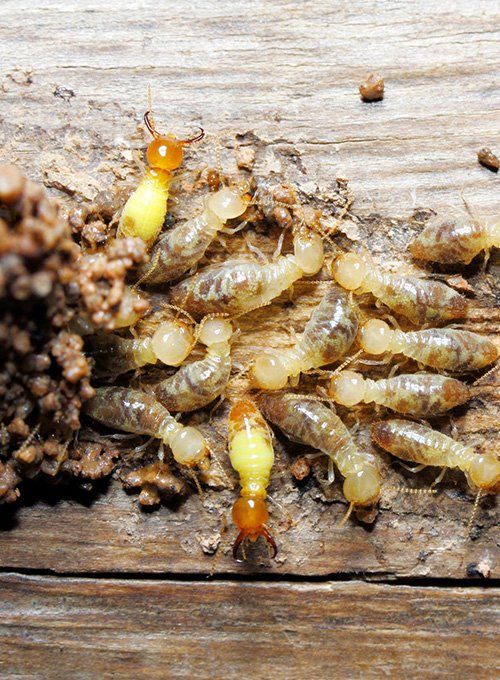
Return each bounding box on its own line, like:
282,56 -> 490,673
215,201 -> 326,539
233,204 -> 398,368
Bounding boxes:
1,0 -> 500,676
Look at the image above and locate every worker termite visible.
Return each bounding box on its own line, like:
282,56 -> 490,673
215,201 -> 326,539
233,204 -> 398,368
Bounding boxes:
329,371 -> 470,417
85,309 -> 198,374
227,399 -> 277,561
251,287 -> 359,390
84,386 -> 209,469
330,252 -> 467,324
358,318 -> 498,373
371,419 -> 500,533
259,393 -> 381,522
168,244 -> 324,319
410,218 -> 500,265
117,93 -> 204,248
150,318 -> 233,412
135,182 -> 250,285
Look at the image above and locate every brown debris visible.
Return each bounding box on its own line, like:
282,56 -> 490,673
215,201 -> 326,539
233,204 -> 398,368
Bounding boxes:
69,188 -> 130,249
64,439 -> 121,479
359,73 -> 385,101
123,462 -> 186,505
0,164 -> 95,502
477,147 -> 499,172
76,237 -> 149,330
236,145 -> 256,171
290,457 -> 311,481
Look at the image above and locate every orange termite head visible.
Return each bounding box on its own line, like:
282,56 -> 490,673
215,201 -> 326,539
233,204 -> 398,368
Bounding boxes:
144,111 -> 204,171
231,496 -> 277,562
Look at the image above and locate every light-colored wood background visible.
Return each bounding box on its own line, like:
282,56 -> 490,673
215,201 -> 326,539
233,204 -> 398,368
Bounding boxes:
1,0 -> 500,677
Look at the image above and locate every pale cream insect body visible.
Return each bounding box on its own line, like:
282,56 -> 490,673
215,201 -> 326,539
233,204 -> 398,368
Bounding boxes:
329,371 -> 470,417
331,252 -> 467,325
260,393 -> 381,518
410,218 -> 500,265
84,386 -> 208,469
251,287 -> 359,390
371,419 -> 500,498
358,319 -> 498,372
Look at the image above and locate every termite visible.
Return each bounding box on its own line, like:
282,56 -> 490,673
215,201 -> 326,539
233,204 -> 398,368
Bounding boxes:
227,399 -> 277,560
371,419 -> 500,533
150,318 -> 233,412
259,393 -> 381,522
86,311 -> 197,374
358,318 -> 498,373
117,94 -> 204,248
84,386 -> 209,469
251,178 -> 326,275
251,287 -> 358,390
330,252 -> 467,325
329,371 -> 470,417
135,182 -> 250,285
168,247 -> 322,319
410,218 -> 500,265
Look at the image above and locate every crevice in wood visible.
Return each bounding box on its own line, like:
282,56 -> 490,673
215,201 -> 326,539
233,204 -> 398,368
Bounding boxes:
0,567 -> 495,588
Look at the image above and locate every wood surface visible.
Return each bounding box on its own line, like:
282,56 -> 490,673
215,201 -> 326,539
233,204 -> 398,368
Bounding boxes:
1,573 -> 500,680
1,0 -> 500,677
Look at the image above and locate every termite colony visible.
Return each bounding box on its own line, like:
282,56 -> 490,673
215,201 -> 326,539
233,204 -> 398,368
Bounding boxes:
1,97 -> 499,571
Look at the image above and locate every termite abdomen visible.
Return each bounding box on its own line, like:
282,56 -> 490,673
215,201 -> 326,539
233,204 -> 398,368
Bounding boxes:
410,219 -> 500,265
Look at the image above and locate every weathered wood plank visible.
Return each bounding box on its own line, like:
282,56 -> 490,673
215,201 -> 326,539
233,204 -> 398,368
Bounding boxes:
0,474 -> 499,579
1,0 -> 500,580
0,573 -> 498,680
1,0 -> 500,213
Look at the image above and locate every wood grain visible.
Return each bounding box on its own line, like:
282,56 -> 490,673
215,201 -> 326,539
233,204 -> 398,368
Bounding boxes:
1,0 -> 500,583
1,573 -> 499,680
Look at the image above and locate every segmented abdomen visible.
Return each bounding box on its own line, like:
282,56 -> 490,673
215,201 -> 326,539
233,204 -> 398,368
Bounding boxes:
399,329 -> 498,371
365,272 -> 467,324
299,288 -> 359,368
153,345 -> 231,412
137,208 -> 223,284
118,170 -> 170,246
84,386 -> 178,440
260,393 -> 371,476
371,419 -> 473,470
368,374 -> 469,417
228,400 -> 274,498
410,219 -> 486,264
169,256 -> 302,318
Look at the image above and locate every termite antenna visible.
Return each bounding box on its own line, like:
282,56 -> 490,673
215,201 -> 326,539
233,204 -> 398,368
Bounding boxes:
209,531 -> 233,578
208,447 -> 234,489
157,302 -> 197,325
338,501 -> 354,528
144,84 -> 159,138
329,349 -> 364,377
473,364 -> 499,386
267,494 -> 295,526
179,127 -> 205,145
464,489 -> 482,539
385,485 -> 438,496
188,469 -> 205,504
15,423 -> 41,456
